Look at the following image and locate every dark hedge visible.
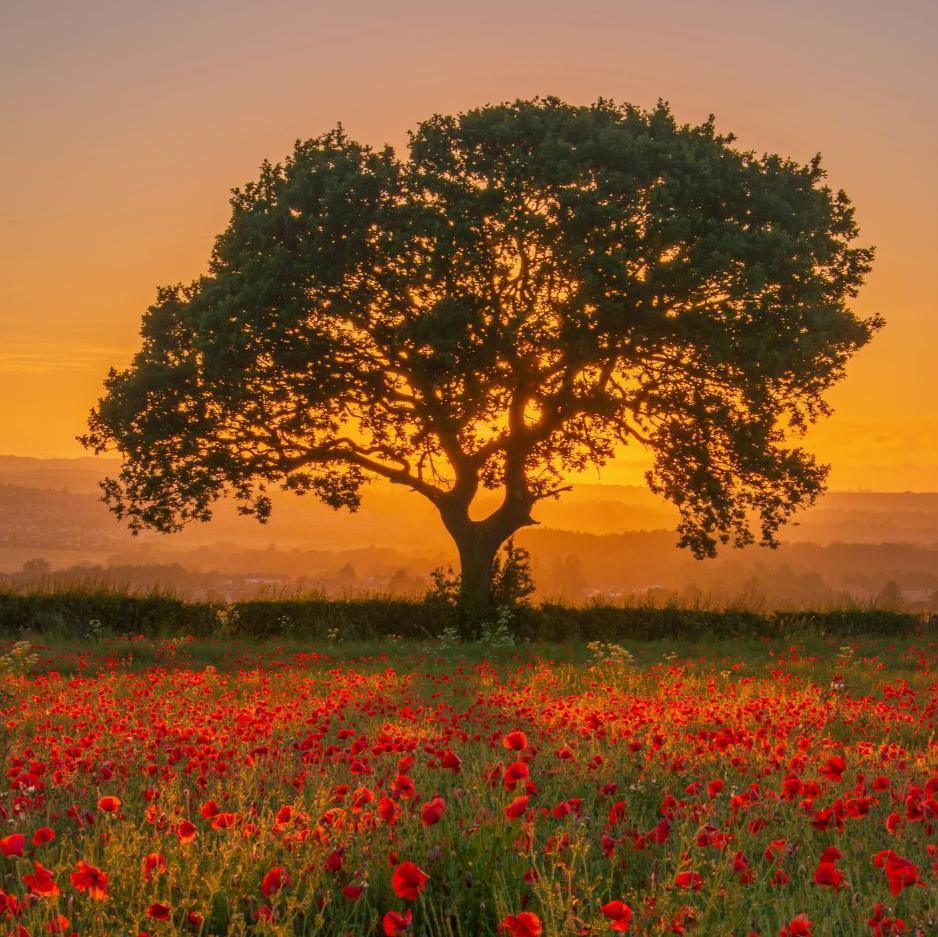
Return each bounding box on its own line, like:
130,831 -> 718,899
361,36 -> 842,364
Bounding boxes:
0,591 -> 929,642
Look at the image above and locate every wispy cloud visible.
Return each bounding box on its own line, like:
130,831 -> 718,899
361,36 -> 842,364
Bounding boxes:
0,344 -> 131,375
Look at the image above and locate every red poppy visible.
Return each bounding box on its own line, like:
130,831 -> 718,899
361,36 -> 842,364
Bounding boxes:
97,796 -> 121,814
391,861 -> 429,900
600,900 -> 633,932
0,834 -> 25,857
821,755 -> 846,782
814,861 -> 844,889
503,731 -> 529,752
147,902 -> 171,921
379,796 -> 402,826
383,910 -> 412,936
274,805 -> 295,828
505,795 -> 529,819
780,915 -> 813,936
875,852 -> 919,896
420,796 -> 446,826
44,914 -> 73,934
33,828 -> 55,846
392,775 -> 416,799
70,860 -> 108,900
674,870 -> 702,891
261,866 -> 290,897
23,861 -> 60,896
501,912 -> 542,937
141,853 -> 166,881
441,750 -> 462,772
504,761 -> 530,790
176,820 -> 197,844
733,852 -> 755,884
867,903 -> 907,936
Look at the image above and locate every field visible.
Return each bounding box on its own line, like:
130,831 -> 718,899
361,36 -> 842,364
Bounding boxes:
1,632 -> 935,936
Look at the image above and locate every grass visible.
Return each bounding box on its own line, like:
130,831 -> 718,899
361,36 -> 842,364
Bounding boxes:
0,632 -> 935,936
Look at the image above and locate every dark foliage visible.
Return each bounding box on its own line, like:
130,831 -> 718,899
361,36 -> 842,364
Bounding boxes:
0,591 -> 926,642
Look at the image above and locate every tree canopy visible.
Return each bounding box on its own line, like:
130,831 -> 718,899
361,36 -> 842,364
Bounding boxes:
83,97 -> 879,611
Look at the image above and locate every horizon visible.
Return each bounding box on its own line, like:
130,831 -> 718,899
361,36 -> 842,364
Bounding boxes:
1,452 -> 937,497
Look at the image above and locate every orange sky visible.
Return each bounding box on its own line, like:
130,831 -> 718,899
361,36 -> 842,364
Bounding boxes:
2,0 -> 936,490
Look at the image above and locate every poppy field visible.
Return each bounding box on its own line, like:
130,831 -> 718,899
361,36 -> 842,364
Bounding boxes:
0,633 -> 936,936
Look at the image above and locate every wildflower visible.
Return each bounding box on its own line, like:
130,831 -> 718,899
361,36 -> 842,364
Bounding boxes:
600,900 -> 633,931
504,761 -> 530,790
200,800 -> 220,819
147,902 -> 171,921
70,860 -> 108,899
261,867 -> 290,897
500,912 -> 543,937
821,755 -> 846,782
45,914 -> 73,934
0,834 -> 25,857
503,731 -> 528,752
392,775 -> 416,799
23,861 -> 60,896
391,862 -> 429,900
379,797 -> 402,825
441,750 -> 462,772
873,851 -> 919,896
674,870 -> 702,891
505,795 -> 530,819
420,796 -> 446,826
780,915 -> 813,936
867,903 -> 907,935
141,853 -> 166,881
814,848 -> 846,890
383,910 -> 412,936
274,805 -> 295,828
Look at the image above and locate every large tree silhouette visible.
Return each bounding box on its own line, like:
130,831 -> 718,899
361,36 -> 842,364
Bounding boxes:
83,98 -> 879,614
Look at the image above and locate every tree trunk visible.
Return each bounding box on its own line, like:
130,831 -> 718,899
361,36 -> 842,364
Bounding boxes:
454,530 -> 500,626
438,489 -> 535,636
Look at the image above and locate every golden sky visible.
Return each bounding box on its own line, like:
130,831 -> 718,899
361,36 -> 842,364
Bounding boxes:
2,0 -> 936,490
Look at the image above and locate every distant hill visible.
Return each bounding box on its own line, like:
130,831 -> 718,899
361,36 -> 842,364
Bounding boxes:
0,455 -> 119,494
1,455 -> 936,609
1,454 -> 935,547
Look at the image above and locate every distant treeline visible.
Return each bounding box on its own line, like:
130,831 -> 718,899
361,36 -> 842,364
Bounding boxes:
0,589 -> 930,642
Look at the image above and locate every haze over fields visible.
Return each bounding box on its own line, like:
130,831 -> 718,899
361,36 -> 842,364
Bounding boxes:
3,455 -> 937,610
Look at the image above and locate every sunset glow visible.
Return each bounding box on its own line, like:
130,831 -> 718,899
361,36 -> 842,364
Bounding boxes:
2,1 -> 936,490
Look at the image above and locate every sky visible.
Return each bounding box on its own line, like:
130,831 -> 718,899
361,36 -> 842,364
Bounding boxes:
1,0 -> 936,490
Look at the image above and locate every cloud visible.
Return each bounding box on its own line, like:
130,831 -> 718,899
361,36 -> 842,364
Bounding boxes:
0,344 -> 130,375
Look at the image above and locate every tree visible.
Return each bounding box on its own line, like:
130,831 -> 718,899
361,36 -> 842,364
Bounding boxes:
875,580 -> 903,612
82,97 -> 879,616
